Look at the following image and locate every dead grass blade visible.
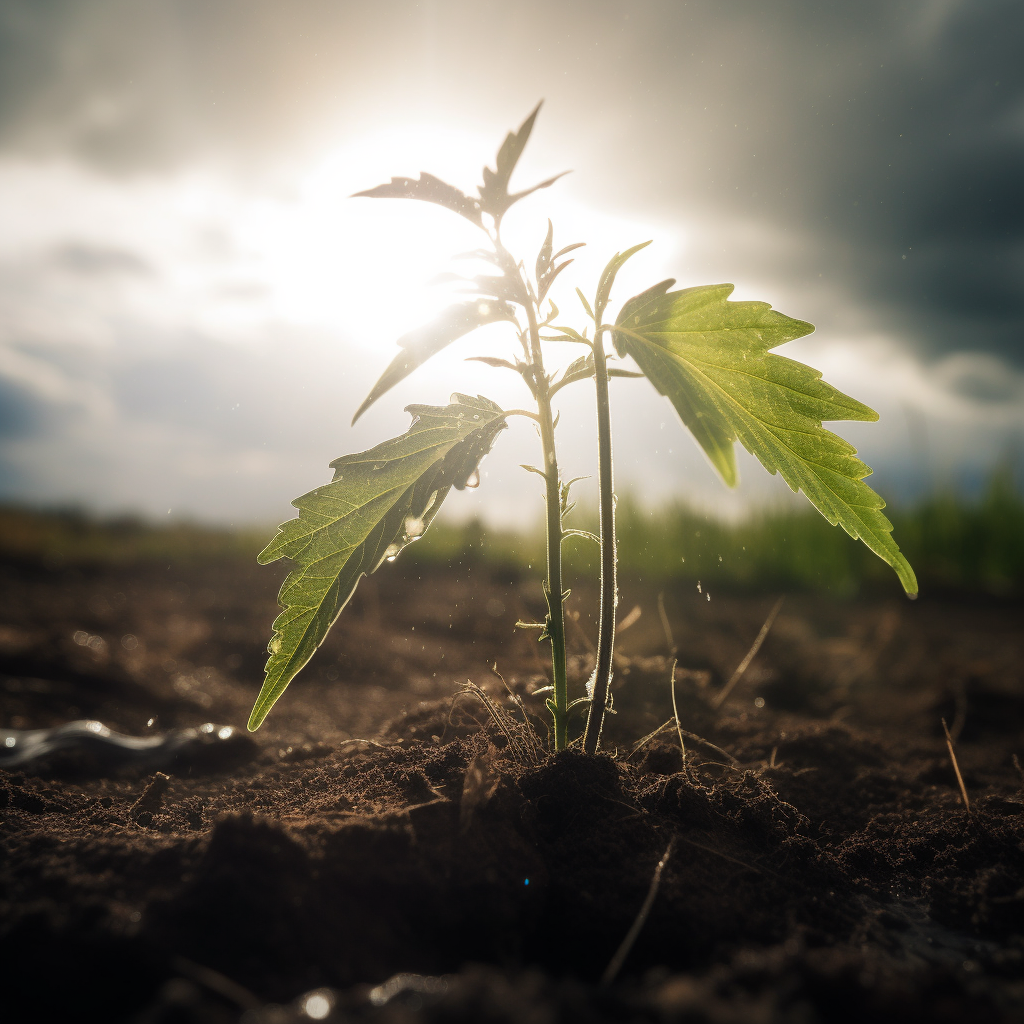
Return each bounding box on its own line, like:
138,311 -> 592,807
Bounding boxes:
601,837 -> 675,987
657,591 -> 676,656
669,658 -> 686,770
626,716 -> 739,767
942,716 -> 971,813
490,662 -> 544,763
455,680 -> 537,764
712,596 -> 784,710
617,603 -> 642,635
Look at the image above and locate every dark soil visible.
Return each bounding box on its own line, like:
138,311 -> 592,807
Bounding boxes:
2,554 -> 1023,1022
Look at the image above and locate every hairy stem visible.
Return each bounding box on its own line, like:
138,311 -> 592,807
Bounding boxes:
495,231 -> 569,749
583,325 -> 616,754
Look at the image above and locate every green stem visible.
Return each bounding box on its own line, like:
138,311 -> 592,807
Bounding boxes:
583,326 -> 616,754
494,231 -> 569,749
527,311 -> 569,751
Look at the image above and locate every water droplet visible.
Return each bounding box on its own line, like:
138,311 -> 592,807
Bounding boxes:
754,697 -> 765,708
463,469 -> 480,489
405,516 -> 425,538
697,581 -> 702,593
302,990 -> 334,1020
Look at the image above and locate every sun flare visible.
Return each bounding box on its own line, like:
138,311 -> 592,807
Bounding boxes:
231,123 -> 677,393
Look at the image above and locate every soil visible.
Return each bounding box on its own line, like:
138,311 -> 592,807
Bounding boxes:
1,553 -> 1023,1022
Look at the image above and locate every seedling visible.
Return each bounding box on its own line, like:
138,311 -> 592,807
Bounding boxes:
247,104 -> 917,749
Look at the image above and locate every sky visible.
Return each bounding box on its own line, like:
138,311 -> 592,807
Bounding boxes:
0,0 -> 1022,529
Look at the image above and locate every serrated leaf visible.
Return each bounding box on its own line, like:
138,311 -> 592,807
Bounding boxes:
479,103 -> 570,218
353,300 -> 515,423
353,172 -> 483,227
250,395 -> 507,730
614,283 -> 917,594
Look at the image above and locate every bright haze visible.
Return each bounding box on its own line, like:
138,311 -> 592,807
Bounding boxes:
0,0 -> 1021,528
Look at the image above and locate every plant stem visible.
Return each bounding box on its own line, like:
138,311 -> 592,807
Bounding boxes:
583,325 -> 616,754
534,372 -> 569,750
494,231 -> 569,749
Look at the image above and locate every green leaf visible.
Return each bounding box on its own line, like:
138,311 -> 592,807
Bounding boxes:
562,528 -> 601,546
615,282 -> 917,595
353,300 -> 515,423
538,259 -> 574,302
465,355 -> 519,371
543,324 -> 590,345
353,172 -> 483,227
550,352 -> 643,395
250,395 -> 508,730
594,240 -> 652,320
553,242 -> 586,261
479,102 -> 570,218
352,173 -> 483,227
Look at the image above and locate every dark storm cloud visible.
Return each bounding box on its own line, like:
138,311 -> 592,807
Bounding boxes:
0,0 -> 1021,369
0,376 -> 44,440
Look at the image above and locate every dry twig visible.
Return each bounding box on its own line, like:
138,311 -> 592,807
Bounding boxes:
942,717 -> 971,813
601,837 -> 675,987
713,596 -> 784,709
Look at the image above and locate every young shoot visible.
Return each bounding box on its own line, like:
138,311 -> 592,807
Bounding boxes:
247,103 -> 917,750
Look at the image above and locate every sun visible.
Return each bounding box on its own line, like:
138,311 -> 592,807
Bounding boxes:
231,120 -> 677,401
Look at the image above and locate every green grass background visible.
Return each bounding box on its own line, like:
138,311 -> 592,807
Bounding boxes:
3,468 -> 1021,597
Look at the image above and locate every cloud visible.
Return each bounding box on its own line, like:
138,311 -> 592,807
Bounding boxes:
0,1 -> 1022,526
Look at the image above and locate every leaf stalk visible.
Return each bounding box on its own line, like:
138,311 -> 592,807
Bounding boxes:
583,319 -> 617,754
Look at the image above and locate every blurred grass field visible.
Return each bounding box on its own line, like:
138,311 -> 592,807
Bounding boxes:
2,468 -> 1021,597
